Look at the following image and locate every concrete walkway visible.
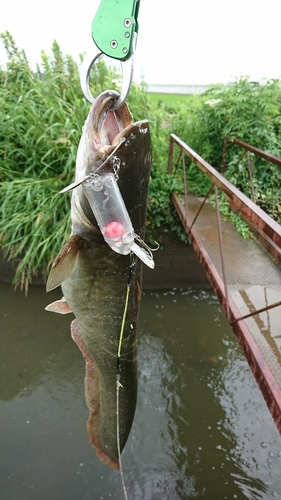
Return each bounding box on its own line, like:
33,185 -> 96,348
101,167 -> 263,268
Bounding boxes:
173,192 -> 281,431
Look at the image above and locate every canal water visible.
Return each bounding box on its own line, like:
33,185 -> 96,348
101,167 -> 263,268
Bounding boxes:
0,283 -> 281,500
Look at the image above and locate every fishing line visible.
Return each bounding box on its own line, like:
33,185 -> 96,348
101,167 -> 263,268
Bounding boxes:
116,375 -> 128,500
60,138 -> 126,193
117,263 -> 133,367
116,258 -> 134,500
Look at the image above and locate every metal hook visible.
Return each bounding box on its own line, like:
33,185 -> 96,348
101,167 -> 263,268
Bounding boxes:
79,41 -> 134,110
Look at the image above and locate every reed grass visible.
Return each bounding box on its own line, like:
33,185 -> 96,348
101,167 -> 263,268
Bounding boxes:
0,32 -> 186,289
0,32 -> 143,289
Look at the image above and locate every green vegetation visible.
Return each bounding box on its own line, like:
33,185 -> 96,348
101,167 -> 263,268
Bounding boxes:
148,92 -> 199,110
1,32 -> 281,288
0,32 -> 121,289
171,78 -> 281,223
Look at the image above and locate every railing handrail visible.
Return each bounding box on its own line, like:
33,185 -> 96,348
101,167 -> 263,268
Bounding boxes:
168,133 -> 281,250
224,137 -> 281,168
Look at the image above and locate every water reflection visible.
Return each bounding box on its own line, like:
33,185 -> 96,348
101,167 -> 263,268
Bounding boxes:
212,345 -> 281,499
0,284 -> 281,499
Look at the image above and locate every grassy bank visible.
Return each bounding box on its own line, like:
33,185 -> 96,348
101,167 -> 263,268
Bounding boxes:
148,92 -> 197,108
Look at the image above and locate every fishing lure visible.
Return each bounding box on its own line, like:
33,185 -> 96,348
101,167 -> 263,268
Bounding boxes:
83,172 -> 155,268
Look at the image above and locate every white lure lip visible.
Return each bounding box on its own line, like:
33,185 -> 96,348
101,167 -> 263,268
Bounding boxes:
131,242 -> 155,269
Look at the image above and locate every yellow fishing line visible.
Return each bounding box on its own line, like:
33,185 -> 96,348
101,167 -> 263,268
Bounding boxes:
117,282 -> 130,359
116,264 -> 133,500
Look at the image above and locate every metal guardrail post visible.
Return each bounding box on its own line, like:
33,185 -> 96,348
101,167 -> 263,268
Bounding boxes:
246,151 -> 256,202
167,135 -> 174,174
182,152 -> 188,227
214,185 -> 230,321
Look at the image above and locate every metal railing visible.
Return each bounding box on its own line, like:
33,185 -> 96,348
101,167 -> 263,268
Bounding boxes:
222,137 -> 281,172
168,134 -> 281,262
167,133 -> 281,434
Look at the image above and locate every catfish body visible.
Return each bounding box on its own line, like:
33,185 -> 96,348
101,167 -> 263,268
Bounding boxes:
46,91 -> 152,469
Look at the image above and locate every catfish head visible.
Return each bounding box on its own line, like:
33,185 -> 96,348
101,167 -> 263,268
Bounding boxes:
71,90 -> 151,237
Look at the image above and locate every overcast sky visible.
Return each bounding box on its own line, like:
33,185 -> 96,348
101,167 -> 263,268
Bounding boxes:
0,0 -> 280,85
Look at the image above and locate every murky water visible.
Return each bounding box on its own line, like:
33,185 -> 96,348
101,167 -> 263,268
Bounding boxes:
1,283 -> 281,500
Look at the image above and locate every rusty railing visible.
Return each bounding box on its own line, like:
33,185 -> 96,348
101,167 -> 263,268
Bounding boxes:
168,134 -> 281,262
167,133 -> 281,434
222,137 -> 281,172
221,137 -> 281,259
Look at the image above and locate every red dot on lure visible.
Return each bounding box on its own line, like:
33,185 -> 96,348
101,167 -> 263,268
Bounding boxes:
105,221 -> 125,238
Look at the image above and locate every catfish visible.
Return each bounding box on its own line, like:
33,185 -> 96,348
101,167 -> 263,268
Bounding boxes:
46,91 -> 152,469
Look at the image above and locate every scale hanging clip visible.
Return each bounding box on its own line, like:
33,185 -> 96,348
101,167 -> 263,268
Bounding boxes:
80,0 -> 140,109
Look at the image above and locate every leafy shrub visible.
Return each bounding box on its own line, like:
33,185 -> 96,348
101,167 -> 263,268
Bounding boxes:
172,78 -> 281,166
171,77 -> 281,224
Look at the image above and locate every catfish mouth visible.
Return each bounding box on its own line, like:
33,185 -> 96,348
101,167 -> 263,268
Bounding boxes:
91,90 -> 135,152
101,109 -> 126,146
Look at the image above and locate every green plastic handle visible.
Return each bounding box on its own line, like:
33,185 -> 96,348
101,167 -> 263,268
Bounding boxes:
92,0 -> 140,61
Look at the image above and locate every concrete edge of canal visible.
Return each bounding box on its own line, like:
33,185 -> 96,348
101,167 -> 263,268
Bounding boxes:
0,234 -> 211,290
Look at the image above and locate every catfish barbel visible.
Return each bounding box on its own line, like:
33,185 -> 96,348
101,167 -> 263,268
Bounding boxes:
45,90 -> 152,470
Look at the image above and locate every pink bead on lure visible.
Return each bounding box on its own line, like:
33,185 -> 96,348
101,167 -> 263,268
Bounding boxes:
105,221 -> 125,238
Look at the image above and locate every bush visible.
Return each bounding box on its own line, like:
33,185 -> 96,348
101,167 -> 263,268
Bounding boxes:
171,77 -> 281,223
